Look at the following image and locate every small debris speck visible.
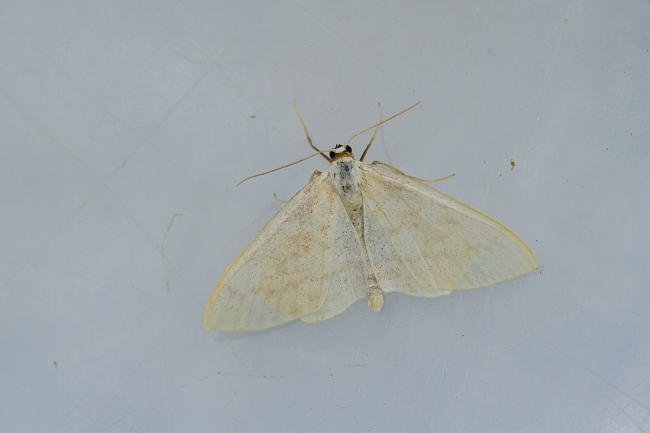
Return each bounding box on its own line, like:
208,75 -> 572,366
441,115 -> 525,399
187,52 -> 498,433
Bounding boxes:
509,158 -> 516,171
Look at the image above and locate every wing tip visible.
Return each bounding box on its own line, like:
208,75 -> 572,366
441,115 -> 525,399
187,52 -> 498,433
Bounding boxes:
203,305 -> 215,332
203,277 -> 230,332
520,239 -> 540,272
203,284 -> 227,332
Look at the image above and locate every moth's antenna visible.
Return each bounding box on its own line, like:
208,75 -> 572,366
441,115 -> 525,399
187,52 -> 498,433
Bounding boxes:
359,102 -> 384,162
344,101 -> 421,146
237,150 -> 328,186
293,100 -> 331,162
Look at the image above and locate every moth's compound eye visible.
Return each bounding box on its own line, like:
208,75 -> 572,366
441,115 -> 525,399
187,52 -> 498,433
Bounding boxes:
345,145 -> 352,152
329,151 -> 336,159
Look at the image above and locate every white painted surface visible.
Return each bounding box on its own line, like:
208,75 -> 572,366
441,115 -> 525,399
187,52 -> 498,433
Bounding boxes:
1,1 -> 649,432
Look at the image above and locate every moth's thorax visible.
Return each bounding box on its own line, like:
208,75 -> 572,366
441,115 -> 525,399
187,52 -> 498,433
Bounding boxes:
329,157 -> 362,201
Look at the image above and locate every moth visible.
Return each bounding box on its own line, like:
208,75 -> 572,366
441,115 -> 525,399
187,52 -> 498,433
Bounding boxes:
204,102 -> 538,332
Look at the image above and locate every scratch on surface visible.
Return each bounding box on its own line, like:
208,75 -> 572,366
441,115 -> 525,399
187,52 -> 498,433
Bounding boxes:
161,212 -> 183,292
289,0 -> 406,93
108,39 -> 237,178
0,87 -> 83,165
0,87 -> 118,294
107,59 -> 208,177
586,367 -> 650,414
521,1 -> 574,188
216,371 -> 284,380
329,363 -> 368,368
612,399 -> 648,433
0,1 -> 14,20
108,412 -> 129,429
177,376 -> 213,390
0,197 -> 88,292
162,352 -> 176,432
85,353 -> 151,432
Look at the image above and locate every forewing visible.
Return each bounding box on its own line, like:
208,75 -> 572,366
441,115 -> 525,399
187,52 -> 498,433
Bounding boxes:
204,172 -> 366,331
361,162 -> 538,297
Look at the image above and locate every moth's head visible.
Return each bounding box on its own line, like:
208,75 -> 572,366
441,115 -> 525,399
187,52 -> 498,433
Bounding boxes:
329,144 -> 354,161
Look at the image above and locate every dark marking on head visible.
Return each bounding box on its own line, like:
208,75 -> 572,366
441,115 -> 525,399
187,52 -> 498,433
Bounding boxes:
330,143 -> 355,161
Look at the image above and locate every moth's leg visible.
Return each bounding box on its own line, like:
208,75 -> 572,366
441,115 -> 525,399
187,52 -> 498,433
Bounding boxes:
293,101 -> 331,162
272,193 -> 288,203
371,161 -> 455,184
425,173 -> 455,183
360,102 -> 384,162
271,171 -> 321,204
403,172 -> 455,184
